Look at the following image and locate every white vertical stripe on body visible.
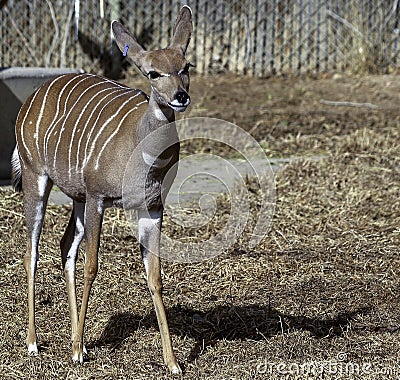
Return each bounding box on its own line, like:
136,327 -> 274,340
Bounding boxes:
53,79 -> 114,168
94,99 -> 147,170
81,90 -> 138,167
75,88 -> 133,173
67,85 -> 124,178
34,75 -> 67,160
19,89 -> 40,162
85,94 -> 141,166
43,74 -> 89,163
44,74 -> 94,166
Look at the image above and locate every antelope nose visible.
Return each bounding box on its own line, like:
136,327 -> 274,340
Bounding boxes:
175,91 -> 190,106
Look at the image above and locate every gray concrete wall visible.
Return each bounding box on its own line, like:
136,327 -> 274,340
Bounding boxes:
0,68 -> 83,184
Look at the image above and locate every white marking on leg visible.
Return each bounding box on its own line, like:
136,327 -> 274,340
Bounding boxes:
72,351 -> 83,363
137,210 -> 162,276
65,221 -> 84,273
37,175 -> 48,197
28,176 -> 48,278
171,365 -> 182,375
65,202 -> 85,278
29,217 -> 41,277
28,342 -> 38,355
94,100 -> 147,170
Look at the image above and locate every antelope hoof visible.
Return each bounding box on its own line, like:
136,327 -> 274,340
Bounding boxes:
72,350 -> 84,364
169,362 -> 182,375
72,342 -> 86,364
27,342 -> 39,356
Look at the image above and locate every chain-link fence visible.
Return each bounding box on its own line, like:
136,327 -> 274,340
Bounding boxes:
1,0 -> 399,77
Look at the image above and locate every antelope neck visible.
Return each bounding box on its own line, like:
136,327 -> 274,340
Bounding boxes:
137,93 -> 177,161
141,95 -> 174,130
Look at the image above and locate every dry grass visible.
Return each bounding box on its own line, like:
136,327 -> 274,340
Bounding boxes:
1,75 -> 400,379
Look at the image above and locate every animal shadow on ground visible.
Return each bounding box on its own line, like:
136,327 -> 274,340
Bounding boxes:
90,304 -> 370,364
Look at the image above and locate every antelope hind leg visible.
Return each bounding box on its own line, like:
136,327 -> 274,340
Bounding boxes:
60,200 -> 86,357
71,196 -> 103,363
22,172 -> 52,355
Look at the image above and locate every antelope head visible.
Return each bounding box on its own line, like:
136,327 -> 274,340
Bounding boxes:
112,6 -> 193,113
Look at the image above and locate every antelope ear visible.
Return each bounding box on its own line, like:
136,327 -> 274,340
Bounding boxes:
169,6 -> 192,54
112,21 -> 146,68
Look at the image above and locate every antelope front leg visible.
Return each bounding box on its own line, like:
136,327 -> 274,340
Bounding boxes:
138,209 -> 181,374
72,196 -> 104,363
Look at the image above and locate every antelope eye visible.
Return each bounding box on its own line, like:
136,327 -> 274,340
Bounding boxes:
148,71 -> 161,79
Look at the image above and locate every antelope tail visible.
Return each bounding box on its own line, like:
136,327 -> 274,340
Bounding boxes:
11,146 -> 22,192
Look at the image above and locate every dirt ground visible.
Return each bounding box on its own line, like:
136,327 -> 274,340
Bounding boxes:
0,73 -> 399,379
